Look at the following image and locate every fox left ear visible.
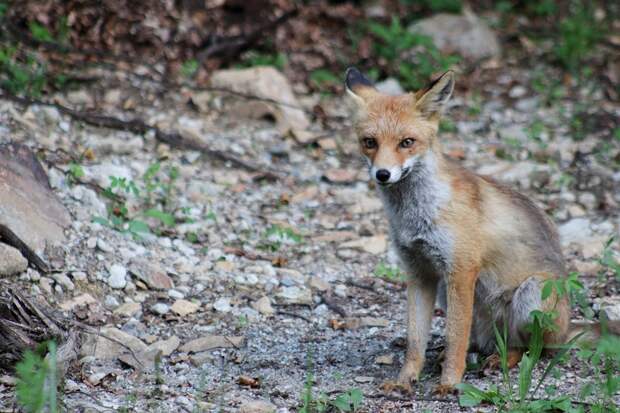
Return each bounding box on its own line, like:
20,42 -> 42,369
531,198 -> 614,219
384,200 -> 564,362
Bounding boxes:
415,71 -> 455,117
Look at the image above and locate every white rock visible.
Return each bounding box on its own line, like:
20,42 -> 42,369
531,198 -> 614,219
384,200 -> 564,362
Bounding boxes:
408,11 -> 501,61
151,303 -> 170,315
213,297 -> 232,313
107,264 -> 127,289
375,78 -> 404,95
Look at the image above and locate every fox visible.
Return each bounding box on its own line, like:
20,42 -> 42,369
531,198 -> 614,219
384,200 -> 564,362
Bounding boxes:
344,67 -> 571,394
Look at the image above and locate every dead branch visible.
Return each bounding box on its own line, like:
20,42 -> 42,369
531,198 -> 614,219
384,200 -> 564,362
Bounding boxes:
0,89 -> 283,180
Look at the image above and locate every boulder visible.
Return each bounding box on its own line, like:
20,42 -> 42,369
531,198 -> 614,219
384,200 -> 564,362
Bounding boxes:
0,143 -> 71,271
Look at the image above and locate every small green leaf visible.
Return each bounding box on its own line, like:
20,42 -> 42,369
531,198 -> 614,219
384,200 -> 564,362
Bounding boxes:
128,220 -> 151,234
144,209 -> 175,226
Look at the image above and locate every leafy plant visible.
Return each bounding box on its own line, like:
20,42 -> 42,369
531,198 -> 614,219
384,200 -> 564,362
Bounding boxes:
598,237 -> 620,280
331,388 -> 363,412
16,341 -> 59,413
238,50 -> 287,70
554,1 -> 604,72
93,162 -> 183,238
374,261 -> 406,282
180,59 -> 199,78
67,162 -> 85,185
365,17 -> 459,90
309,69 -> 340,91
260,224 -> 303,251
0,46 -> 47,97
457,277 -> 586,412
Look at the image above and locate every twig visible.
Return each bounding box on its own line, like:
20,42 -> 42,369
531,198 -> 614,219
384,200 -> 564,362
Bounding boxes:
0,89 -> 282,180
195,9 -> 297,67
276,310 -> 311,323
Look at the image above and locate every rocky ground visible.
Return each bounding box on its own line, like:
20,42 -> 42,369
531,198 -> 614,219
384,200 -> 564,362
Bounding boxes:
0,30 -> 619,413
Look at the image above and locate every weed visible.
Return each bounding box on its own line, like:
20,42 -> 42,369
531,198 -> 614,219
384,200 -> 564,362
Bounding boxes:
300,350 -> 364,413
439,118 -> 457,133
0,46 -> 47,97
180,59 -> 199,78
16,341 -> 59,413
259,224 -> 302,252
531,70 -> 565,107
93,162 -> 183,238
554,1 -> 604,72
66,162 -> 85,185
374,261 -> 406,282
365,17 -> 458,90
238,50 -> 287,70
309,69 -> 340,92
457,277 -> 585,412
525,120 -> 547,149
599,237 -> 620,280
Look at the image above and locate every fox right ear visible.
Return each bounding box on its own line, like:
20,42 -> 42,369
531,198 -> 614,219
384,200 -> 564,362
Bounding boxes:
345,67 -> 376,105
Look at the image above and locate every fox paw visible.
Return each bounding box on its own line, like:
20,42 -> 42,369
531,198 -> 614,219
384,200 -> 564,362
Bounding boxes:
380,380 -> 412,394
433,383 -> 457,397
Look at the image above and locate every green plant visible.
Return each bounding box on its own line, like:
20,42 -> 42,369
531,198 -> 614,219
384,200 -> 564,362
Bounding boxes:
365,17 -> 458,90
374,261 -> 406,282
0,46 -> 47,97
93,162 -> 183,238
67,162 -> 85,185
16,341 -> 59,413
309,69 -> 340,91
576,334 -> 620,412
458,277 -> 586,412
259,224 -> 302,252
180,59 -> 199,78
300,350 -> 364,413
599,237 -> 620,280
238,50 -> 287,70
554,1 -> 604,72
531,70 -> 565,107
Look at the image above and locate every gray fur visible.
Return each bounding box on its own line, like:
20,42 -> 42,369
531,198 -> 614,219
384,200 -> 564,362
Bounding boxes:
377,153 -> 454,280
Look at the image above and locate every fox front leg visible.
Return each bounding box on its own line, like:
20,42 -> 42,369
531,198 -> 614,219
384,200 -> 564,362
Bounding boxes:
397,276 -> 437,390
437,267 -> 478,392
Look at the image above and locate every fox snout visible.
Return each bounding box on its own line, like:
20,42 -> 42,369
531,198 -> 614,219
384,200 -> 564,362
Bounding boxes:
369,162 -> 414,185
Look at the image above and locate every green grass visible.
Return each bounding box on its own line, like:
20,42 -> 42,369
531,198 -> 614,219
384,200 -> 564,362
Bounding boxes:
237,50 -> 287,70
16,341 -> 59,413
458,271 -> 619,412
374,261 -> 406,282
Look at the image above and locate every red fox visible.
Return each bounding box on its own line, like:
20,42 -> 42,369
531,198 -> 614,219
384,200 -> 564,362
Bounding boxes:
344,68 -> 570,394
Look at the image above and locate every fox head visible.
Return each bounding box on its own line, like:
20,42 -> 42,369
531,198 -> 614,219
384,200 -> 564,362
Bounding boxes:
345,68 -> 455,186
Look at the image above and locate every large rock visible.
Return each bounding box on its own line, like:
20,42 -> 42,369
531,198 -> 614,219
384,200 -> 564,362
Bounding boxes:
209,67 -> 310,135
408,11 -> 501,61
0,143 -> 71,271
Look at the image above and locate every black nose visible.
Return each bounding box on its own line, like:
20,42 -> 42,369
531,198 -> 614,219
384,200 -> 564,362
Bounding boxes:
376,169 -> 391,182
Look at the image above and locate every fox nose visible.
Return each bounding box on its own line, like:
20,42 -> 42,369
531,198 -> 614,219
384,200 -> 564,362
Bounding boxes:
376,169 -> 391,182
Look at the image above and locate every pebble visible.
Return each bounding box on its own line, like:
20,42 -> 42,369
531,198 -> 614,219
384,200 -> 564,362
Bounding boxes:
107,264 -> 127,289
104,295 -> 120,308
168,289 -> 185,299
213,297 -> 232,313
151,303 -> 170,315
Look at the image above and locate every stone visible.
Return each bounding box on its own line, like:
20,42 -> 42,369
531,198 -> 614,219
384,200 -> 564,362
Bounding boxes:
239,400 -> 277,413
340,235 -> 387,255
276,286 -> 313,305
558,218 -> 592,245
107,264 -> 127,289
0,143 -> 71,271
210,67 -> 310,135
375,78 -> 404,95
113,302 -> 142,317
213,297 -> 232,313
600,299 -> 620,335
334,284 -> 348,298
59,293 -> 97,311
0,243 -> 28,276
375,354 -> 394,365
80,327 -> 147,360
151,303 -> 170,315
52,273 -> 74,291
348,195 -> 383,215
308,277 -> 330,292
408,11 -> 501,61
129,259 -> 174,290
148,335 -> 181,356
252,296 -> 275,316
179,335 -> 244,353
171,299 -> 200,316
323,168 -> 358,184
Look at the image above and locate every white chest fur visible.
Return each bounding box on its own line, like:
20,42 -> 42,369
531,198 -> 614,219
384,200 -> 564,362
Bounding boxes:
378,154 -> 454,278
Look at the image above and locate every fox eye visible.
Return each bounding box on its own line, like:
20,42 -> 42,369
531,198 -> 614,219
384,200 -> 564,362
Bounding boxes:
399,138 -> 415,148
361,137 -> 378,149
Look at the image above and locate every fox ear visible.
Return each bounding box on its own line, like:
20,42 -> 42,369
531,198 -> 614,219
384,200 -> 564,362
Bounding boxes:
345,67 -> 376,105
415,71 -> 455,117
